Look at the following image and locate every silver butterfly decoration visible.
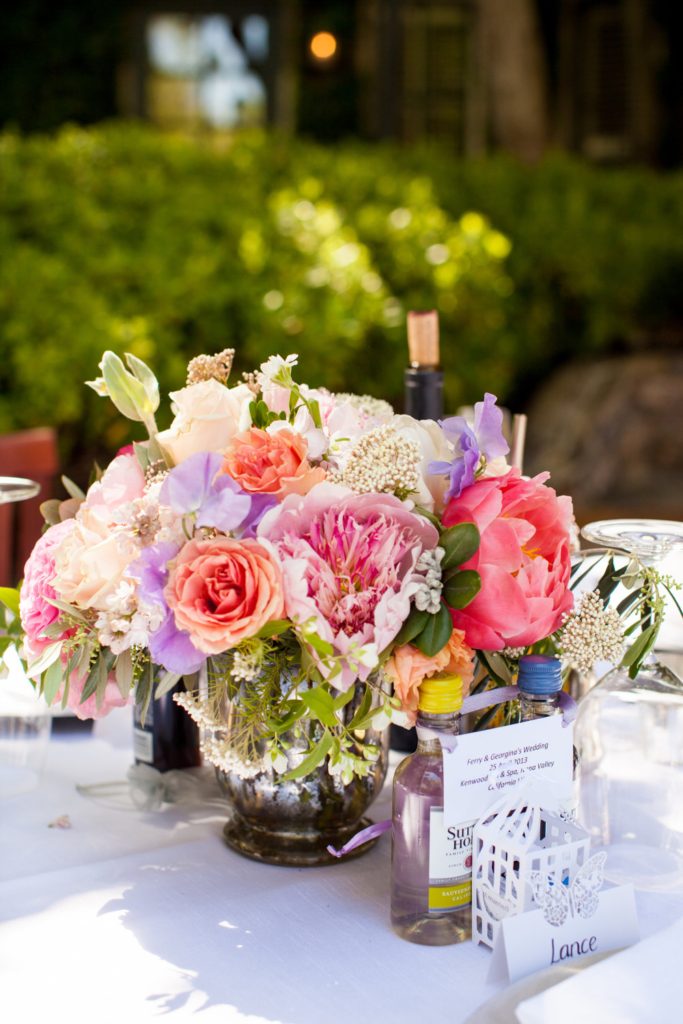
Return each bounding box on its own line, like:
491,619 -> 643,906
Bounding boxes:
528,852 -> 606,928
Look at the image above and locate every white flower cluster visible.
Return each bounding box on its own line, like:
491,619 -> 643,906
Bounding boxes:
94,579 -> 164,654
333,425 -> 421,496
557,590 -> 625,673
174,691 -> 268,779
333,392 -> 394,424
231,648 -> 261,682
414,546 -> 445,614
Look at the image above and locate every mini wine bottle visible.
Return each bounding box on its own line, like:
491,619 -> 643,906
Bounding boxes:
133,680 -> 201,773
391,674 -> 473,945
403,310 -> 444,421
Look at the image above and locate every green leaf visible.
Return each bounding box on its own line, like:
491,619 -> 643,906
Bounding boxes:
43,657 -> 63,706
597,559 -> 628,605
413,505 -> 440,528
134,660 -> 154,724
393,606 -> 430,648
440,523 -> 480,571
255,619 -> 290,639
24,641 -> 62,678
95,655 -> 110,710
443,569 -> 481,610
413,602 -> 453,657
268,699 -> 305,733
0,587 -> 20,618
133,442 -> 151,473
304,630 -> 335,658
300,685 -> 339,728
616,589 -> 644,616
621,624 -> 657,677
282,731 -> 333,781
478,651 -> 514,686
80,658 -> 101,704
332,688 -> 356,712
348,685 -> 373,730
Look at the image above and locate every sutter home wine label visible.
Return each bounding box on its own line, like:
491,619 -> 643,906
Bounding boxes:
428,807 -> 475,912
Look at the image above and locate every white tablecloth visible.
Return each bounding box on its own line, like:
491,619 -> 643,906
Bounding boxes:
2,708 -> 683,1024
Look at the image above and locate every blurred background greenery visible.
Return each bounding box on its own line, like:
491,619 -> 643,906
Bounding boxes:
0,0 -> 681,521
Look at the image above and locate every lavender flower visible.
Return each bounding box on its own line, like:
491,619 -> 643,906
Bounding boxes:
429,392 -> 509,500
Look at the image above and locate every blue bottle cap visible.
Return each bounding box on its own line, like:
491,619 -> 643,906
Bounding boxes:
517,655 -> 562,695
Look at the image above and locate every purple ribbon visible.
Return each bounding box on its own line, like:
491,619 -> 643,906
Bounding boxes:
326,819 -> 392,859
557,690 -> 577,726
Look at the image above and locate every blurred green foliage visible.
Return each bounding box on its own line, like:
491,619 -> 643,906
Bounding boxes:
0,123 -> 681,478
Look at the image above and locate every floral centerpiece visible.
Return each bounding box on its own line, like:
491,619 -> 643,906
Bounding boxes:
3,346 -> 669,863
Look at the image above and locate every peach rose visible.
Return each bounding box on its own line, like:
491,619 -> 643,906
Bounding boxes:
384,629 -> 475,722
157,379 -> 253,465
223,427 -> 326,499
165,537 -> 285,653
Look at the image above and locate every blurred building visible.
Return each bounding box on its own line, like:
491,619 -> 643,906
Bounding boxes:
0,0 -> 681,165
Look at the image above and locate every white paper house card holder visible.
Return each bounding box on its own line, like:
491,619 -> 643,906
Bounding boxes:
472,789 -> 591,950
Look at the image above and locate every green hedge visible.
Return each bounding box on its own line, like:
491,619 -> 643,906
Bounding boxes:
0,123 -> 681,476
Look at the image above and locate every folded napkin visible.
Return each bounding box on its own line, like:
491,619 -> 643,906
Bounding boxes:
515,915 -> 683,1024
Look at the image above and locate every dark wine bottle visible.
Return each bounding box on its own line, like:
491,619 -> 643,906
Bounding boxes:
133,681 -> 201,772
403,310 -> 444,421
392,310 -> 446,755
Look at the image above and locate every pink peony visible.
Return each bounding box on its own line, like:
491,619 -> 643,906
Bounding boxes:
259,483 -> 439,689
223,426 -> 326,499
443,468 -> 574,650
165,537 -> 285,653
20,519 -> 76,657
384,629 -> 475,723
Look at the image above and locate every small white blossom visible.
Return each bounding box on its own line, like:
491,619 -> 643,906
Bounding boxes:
557,590 -> 625,673
332,425 -> 421,497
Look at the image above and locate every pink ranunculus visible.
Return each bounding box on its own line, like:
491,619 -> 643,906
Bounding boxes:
20,519 -> 77,657
443,468 -> 574,650
259,483 -> 440,689
165,537 -> 284,653
384,629 -> 475,724
223,427 -> 326,499
60,662 -> 130,720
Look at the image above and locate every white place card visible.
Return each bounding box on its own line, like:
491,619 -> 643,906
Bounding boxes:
443,716 -> 574,826
488,883 -> 639,983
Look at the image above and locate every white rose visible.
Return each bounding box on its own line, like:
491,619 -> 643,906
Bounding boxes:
157,380 -> 253,465
390,414 -> 452,513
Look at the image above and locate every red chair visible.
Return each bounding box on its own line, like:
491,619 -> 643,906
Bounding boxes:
0,428 -> 59,586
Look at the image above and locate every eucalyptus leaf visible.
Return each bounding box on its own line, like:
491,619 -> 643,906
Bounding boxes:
115,649 -> 134,698
40,499 -> 62,526
42,657 -> 63,706
282,731 -> 333,781
24,641 -> 62,678
478,651 -> 514,686
80,658 -> 101,704
440,522 -> 480,571
95,655 -> 110,710
616,589 -> 644,616
621,624 -> 657,676
413,602 -> 453,657
443,569 -> 481,610
60,475 -> 85,501
154,670 -> 181,699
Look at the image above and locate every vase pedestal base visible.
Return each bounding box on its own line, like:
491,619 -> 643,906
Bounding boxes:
222,815 -> 380,867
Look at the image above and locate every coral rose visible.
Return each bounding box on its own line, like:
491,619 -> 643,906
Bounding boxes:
384,629 -> 475,723
165,537 -> 284,653
223,426 -> 326,499
443,468 -> 574,650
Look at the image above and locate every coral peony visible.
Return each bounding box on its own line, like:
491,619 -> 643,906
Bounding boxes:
384,629 -> 475,723
259,483 -> 439,689
223,426 -> 326,499
165,537 -> 284,653
442,468 -> 574,650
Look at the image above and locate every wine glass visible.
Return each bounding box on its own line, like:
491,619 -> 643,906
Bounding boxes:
574,519 -> 683,890
0,477 -> 40,504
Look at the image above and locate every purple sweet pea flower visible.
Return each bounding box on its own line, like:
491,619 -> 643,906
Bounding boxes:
429,392 -> 509,500
160,451 -> 252,533
131,542 -> 206,675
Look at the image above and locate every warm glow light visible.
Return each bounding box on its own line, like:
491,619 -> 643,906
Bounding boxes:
310,31 -> 337,61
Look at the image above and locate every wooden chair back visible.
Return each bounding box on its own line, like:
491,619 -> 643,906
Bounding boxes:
0,428 -> 59,586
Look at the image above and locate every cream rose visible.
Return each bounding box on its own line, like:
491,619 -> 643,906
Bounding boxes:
52,507 -> 139,611
157,380 -> 253,465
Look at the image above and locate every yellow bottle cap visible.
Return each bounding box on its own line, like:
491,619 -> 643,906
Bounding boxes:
418,674 -> 463,714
